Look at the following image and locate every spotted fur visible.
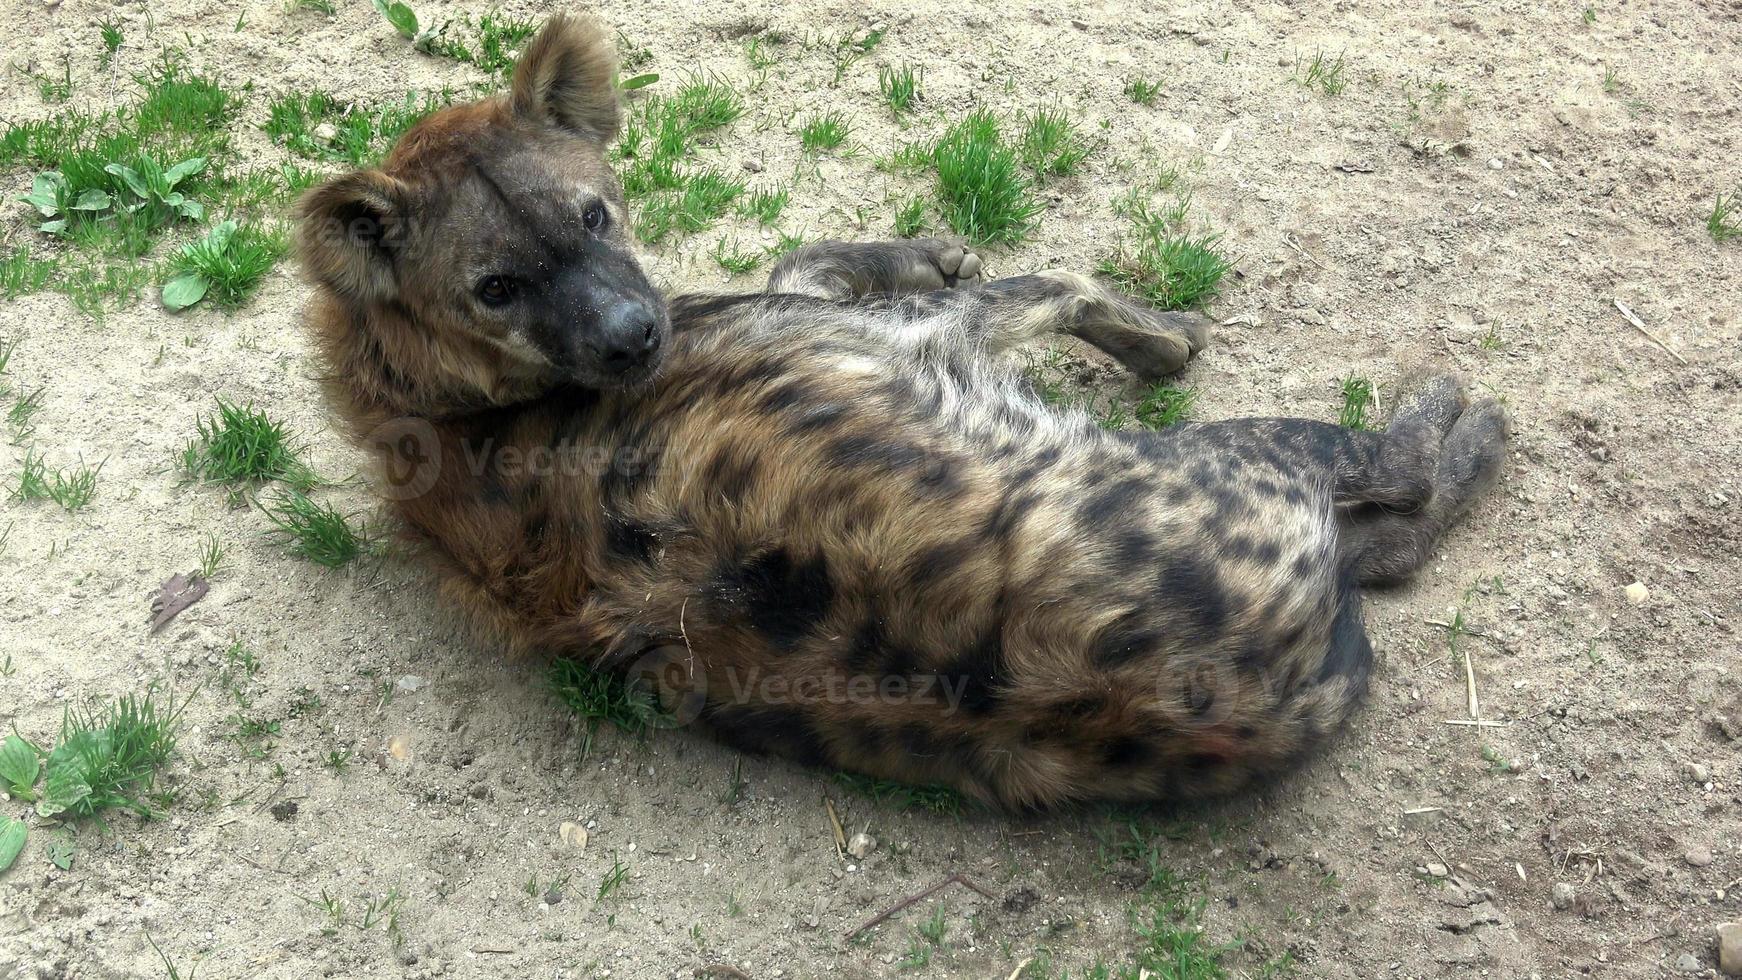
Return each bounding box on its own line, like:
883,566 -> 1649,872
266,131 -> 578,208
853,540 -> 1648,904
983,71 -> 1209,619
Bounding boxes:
297,15 -> 1508,809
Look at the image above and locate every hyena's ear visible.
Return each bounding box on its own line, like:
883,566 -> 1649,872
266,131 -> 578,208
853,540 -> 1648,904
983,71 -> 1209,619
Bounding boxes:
510,13 -> 620,143
296,171 -> 409,302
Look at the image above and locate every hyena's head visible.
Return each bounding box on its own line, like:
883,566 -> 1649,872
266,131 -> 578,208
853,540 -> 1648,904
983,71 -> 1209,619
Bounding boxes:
298,14 -> 666,413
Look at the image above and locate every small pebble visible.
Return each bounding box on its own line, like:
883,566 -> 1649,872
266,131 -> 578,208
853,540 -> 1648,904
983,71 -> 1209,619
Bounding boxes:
1425,862 -> 1449,878
1623,581 -> 1649,605
1551,882 -> 1576,910
1687,762 -> 1712,784
559,821 -> 589,852
846,832 -> 876,860
1686,848 -> 1715,868
1488,158 -> 1504,169
1674,952 -> 1704,974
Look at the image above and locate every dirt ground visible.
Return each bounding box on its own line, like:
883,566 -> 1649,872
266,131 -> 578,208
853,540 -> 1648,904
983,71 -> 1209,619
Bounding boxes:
2,0 -> 1739,977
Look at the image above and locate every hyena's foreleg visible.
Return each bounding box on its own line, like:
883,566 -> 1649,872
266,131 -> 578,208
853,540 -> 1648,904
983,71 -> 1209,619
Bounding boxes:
765,239 -> 983,300
767,240 -> 1210,379
883,270 -> 1212,381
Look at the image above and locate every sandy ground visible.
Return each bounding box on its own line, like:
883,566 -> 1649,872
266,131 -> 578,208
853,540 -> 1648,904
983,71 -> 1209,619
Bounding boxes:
1,0 -> 1740,977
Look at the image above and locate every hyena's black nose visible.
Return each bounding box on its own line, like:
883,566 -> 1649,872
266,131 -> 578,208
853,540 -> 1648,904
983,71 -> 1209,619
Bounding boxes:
598,300 -> 662,372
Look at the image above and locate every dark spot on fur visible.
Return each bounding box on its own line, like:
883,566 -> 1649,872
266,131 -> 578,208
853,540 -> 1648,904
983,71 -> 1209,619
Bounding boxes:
713,548 -> 834,648
939,627 -> 1006,715
1079,476 -> 1148,525
1102,736 -> 1153,768
701,448 -> 759,506
1314,588 -> 1373,692
979,492 -> 1041,542
759,382 -> 808,414
1112,529 -> 1155,565
603,514 -> 657,563
1155,556 -> 1229,634
907,538 -> 976,586
1091,610 -> 1161,669
828,434 -> 926,473
704,702 -> 832,768
789,402 -> 849,433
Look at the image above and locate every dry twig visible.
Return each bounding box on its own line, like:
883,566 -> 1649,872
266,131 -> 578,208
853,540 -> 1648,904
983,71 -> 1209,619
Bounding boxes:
845,872 -> 996,941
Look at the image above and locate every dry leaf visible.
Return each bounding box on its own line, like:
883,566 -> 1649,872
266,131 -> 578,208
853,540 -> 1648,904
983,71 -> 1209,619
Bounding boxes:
149,573 -> 209,633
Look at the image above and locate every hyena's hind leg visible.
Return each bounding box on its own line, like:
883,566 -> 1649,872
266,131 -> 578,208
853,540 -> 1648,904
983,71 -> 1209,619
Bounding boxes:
765,238 -> 984,300
1338,376 -> 1510,586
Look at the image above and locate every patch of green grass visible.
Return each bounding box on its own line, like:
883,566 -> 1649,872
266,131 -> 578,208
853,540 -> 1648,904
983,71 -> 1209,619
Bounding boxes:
1135,383 -> 1197,429
424,12 -> 540,79
827,27 -> 886,86
12,447 -> 102,512
1,53 -> 237,311
162,220 -> 289,312
214,162 -> 325,216
1296,50 -> 1347,96
263,88 -> 456,167
145,934 -> 198,980
1121,902 -> 1235,979
0,249 -> 58,299
1019,107 -> 1094,179
798,111 -> 850,153
7,387 -> 46,442
261,490 -> 371,567
879,64 -> 920,114
1601,66 -> 1622,94
98,20 -> 124,65
180,398 -> 317,490
615,76 -> 747,243
290,0 -> 337,13
929,109 -> 1042,247
712,238 -> 762,275
36,685 -> 188,821
29,57 -> 75,103
1124,78 -> 1163,106
548,658 -> 660,753
1098,222 -> 1232,312
893,195 -> 928,237
832,772 -> 964,815
737,185 -> 789,226
1707,191 -> 1740,243
134,53 -> 239,140
597,854 -> 631,900
1480,744 -> 1512,773
635,169 -> 745,243
54,256 -> 158,319
1337,376 -> 1376,430
742,35 -> 779,70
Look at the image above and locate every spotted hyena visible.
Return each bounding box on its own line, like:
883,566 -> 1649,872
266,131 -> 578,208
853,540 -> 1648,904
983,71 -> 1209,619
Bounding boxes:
295,14 -> 1507,809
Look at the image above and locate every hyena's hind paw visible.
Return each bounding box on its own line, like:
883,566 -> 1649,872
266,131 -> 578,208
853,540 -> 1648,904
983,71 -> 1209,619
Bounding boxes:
1433,396 -> 1509,518
1386,371 -> 1472,440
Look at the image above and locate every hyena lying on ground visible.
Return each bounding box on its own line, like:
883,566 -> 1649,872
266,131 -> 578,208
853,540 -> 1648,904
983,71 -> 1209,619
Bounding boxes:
296,15 -> 1507,809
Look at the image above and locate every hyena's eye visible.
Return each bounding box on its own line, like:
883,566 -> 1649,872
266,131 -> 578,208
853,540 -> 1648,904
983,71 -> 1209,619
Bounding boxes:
582,200 -> 607,232
476,275 -> 515,307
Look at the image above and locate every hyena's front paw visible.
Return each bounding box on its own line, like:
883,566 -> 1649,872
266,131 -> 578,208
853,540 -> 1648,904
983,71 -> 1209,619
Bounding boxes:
912,239 -> 984,290
1102,299 -> 1213,381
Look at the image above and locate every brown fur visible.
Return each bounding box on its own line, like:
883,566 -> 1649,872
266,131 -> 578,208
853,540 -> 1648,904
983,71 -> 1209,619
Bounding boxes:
296,15 -> 1508,809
